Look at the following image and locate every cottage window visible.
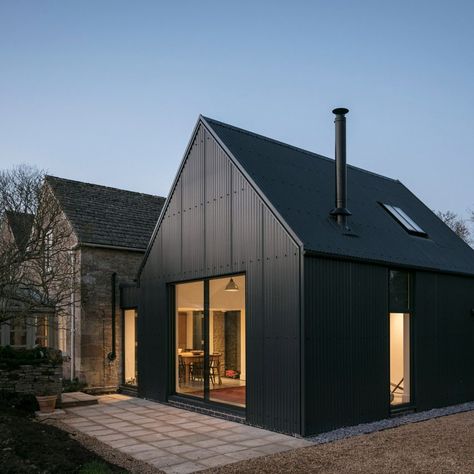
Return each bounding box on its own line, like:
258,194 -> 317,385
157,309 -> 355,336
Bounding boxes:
9,318 -> 27,347
34,315 -> 49,347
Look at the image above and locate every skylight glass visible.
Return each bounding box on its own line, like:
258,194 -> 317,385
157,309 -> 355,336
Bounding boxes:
382,204 -> 427,237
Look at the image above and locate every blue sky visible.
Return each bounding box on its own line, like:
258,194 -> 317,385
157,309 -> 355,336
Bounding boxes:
1,1 -> 473,219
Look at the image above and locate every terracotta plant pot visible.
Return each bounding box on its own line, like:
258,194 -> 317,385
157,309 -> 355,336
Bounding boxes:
36,394 -> 57,413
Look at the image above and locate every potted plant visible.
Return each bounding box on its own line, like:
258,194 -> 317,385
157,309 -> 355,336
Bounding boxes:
225,369 -> 240,379
35,387 -> 58,413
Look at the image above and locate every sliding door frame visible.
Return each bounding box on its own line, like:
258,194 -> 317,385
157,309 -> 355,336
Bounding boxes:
169,272 -> 246,412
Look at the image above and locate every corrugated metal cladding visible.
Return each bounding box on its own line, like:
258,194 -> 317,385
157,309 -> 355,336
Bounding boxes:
304,257 -> 389,435
414,272 -> 474,410
120,284 -> 140,309
139,123 -> 302,434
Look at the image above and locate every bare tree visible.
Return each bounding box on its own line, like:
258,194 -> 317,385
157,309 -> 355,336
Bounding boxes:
436,210 -> 471,244
0,165 -> 76,343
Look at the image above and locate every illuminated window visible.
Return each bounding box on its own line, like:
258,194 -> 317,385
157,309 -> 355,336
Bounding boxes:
175,275 -> 246,408
124,310 -> 138,386
389,270 -> 411,406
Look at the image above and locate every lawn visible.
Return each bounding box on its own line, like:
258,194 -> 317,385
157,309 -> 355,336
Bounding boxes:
205,410 -> 474,473
0,408 -> 125,474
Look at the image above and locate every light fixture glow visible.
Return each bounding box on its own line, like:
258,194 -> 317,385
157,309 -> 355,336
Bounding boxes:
225,278 -> 239,292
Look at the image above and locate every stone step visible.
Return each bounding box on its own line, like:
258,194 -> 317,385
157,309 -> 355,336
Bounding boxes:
61,391 -> 99,408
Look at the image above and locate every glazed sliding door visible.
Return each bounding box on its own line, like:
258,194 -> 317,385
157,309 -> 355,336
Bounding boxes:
175,281 -> 204,399
209,276 -> 246,408
174,275 -> 246,408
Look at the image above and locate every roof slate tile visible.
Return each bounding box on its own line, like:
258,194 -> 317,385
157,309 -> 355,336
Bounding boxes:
46,176 -> 165,250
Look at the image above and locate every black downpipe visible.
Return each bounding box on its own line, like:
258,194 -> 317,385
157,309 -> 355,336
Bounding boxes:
108,272 -> 117,361
330,107 -> 351,228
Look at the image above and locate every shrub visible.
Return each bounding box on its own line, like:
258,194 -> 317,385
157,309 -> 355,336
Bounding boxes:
0,346 -> 63,369
0,391 -> 38,413
62,377 -> 87,393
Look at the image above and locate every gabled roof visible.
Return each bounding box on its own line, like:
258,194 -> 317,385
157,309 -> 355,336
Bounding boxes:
5,211 -> 34,252
45,176 -> 165,251
203,116 -> 474,276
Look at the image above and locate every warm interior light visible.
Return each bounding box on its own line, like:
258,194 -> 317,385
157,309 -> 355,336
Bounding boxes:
225,278 -> 239,292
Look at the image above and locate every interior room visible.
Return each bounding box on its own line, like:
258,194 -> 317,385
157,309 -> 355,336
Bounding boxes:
124,309 -> 138,386
389,312 -> 410,405
175,275 -> 246,408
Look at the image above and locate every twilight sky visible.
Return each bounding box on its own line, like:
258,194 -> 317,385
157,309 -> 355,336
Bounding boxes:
1,1 -> 473,219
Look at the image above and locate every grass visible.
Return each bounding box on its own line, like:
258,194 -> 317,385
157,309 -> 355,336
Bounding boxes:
79,461 -> 119,474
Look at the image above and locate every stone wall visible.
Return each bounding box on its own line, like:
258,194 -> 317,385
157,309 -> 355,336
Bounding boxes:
0,362 -> 62,399
78,246 -> 144,391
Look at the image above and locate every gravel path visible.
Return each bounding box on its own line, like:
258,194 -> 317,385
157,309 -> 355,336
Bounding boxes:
308,400 -> 474,445
202,409 -> 474,473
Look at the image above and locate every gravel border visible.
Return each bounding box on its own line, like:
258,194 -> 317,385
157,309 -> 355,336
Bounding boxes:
307,400 -> 474,444
43,417 -> 163,474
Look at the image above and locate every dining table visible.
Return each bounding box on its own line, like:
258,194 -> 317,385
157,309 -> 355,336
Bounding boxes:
179,351 -> 204,384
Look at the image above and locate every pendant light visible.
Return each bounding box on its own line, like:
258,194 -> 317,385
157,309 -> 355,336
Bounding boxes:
225,278 -> 239,292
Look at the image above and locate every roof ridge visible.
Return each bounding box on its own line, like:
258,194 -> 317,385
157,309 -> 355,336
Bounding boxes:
203,116 -> 399,183
45,175 -> 165,200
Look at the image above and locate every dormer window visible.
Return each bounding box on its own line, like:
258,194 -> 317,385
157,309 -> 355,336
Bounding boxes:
381,203 -> 427,237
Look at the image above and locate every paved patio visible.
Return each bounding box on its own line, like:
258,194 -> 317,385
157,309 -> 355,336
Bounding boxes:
62,394 -> 310,474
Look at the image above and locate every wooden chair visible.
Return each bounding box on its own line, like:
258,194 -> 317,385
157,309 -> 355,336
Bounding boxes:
178,355 -> 186,385
190,356 -> 204,382
209,354 -> 222,386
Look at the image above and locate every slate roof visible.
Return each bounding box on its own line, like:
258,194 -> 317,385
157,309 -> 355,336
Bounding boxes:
5,211 -> 34,252
46,176 -> 165,250
203,116 -> 474,276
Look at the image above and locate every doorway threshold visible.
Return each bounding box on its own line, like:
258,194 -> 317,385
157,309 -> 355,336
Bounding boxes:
168,395 -> 246,424
119,385 -> 138,397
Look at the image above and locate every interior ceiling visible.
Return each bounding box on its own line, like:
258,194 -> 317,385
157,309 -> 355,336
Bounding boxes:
176,275 -> 245,311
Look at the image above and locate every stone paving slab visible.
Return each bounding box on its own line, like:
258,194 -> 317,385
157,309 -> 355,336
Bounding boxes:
62,394 -> 310,473
61,391 -> 99,408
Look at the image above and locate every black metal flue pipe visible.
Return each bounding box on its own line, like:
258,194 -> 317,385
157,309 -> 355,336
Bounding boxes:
107,272 -> 117,361
330,107 -> 351,228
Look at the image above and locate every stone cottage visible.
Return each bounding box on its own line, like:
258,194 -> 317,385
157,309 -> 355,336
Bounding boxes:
44,176 -> 165,392
1,176 -> 165,393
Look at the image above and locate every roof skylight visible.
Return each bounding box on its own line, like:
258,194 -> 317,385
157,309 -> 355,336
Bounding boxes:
382,203 -> 427,237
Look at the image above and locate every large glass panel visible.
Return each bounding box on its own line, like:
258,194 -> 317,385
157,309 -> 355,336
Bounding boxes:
209,276 -> 246,408
124,309 -> 138,386
389,270 -> 410,312
176,281 -> 204,398
390,312 -> 410,406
